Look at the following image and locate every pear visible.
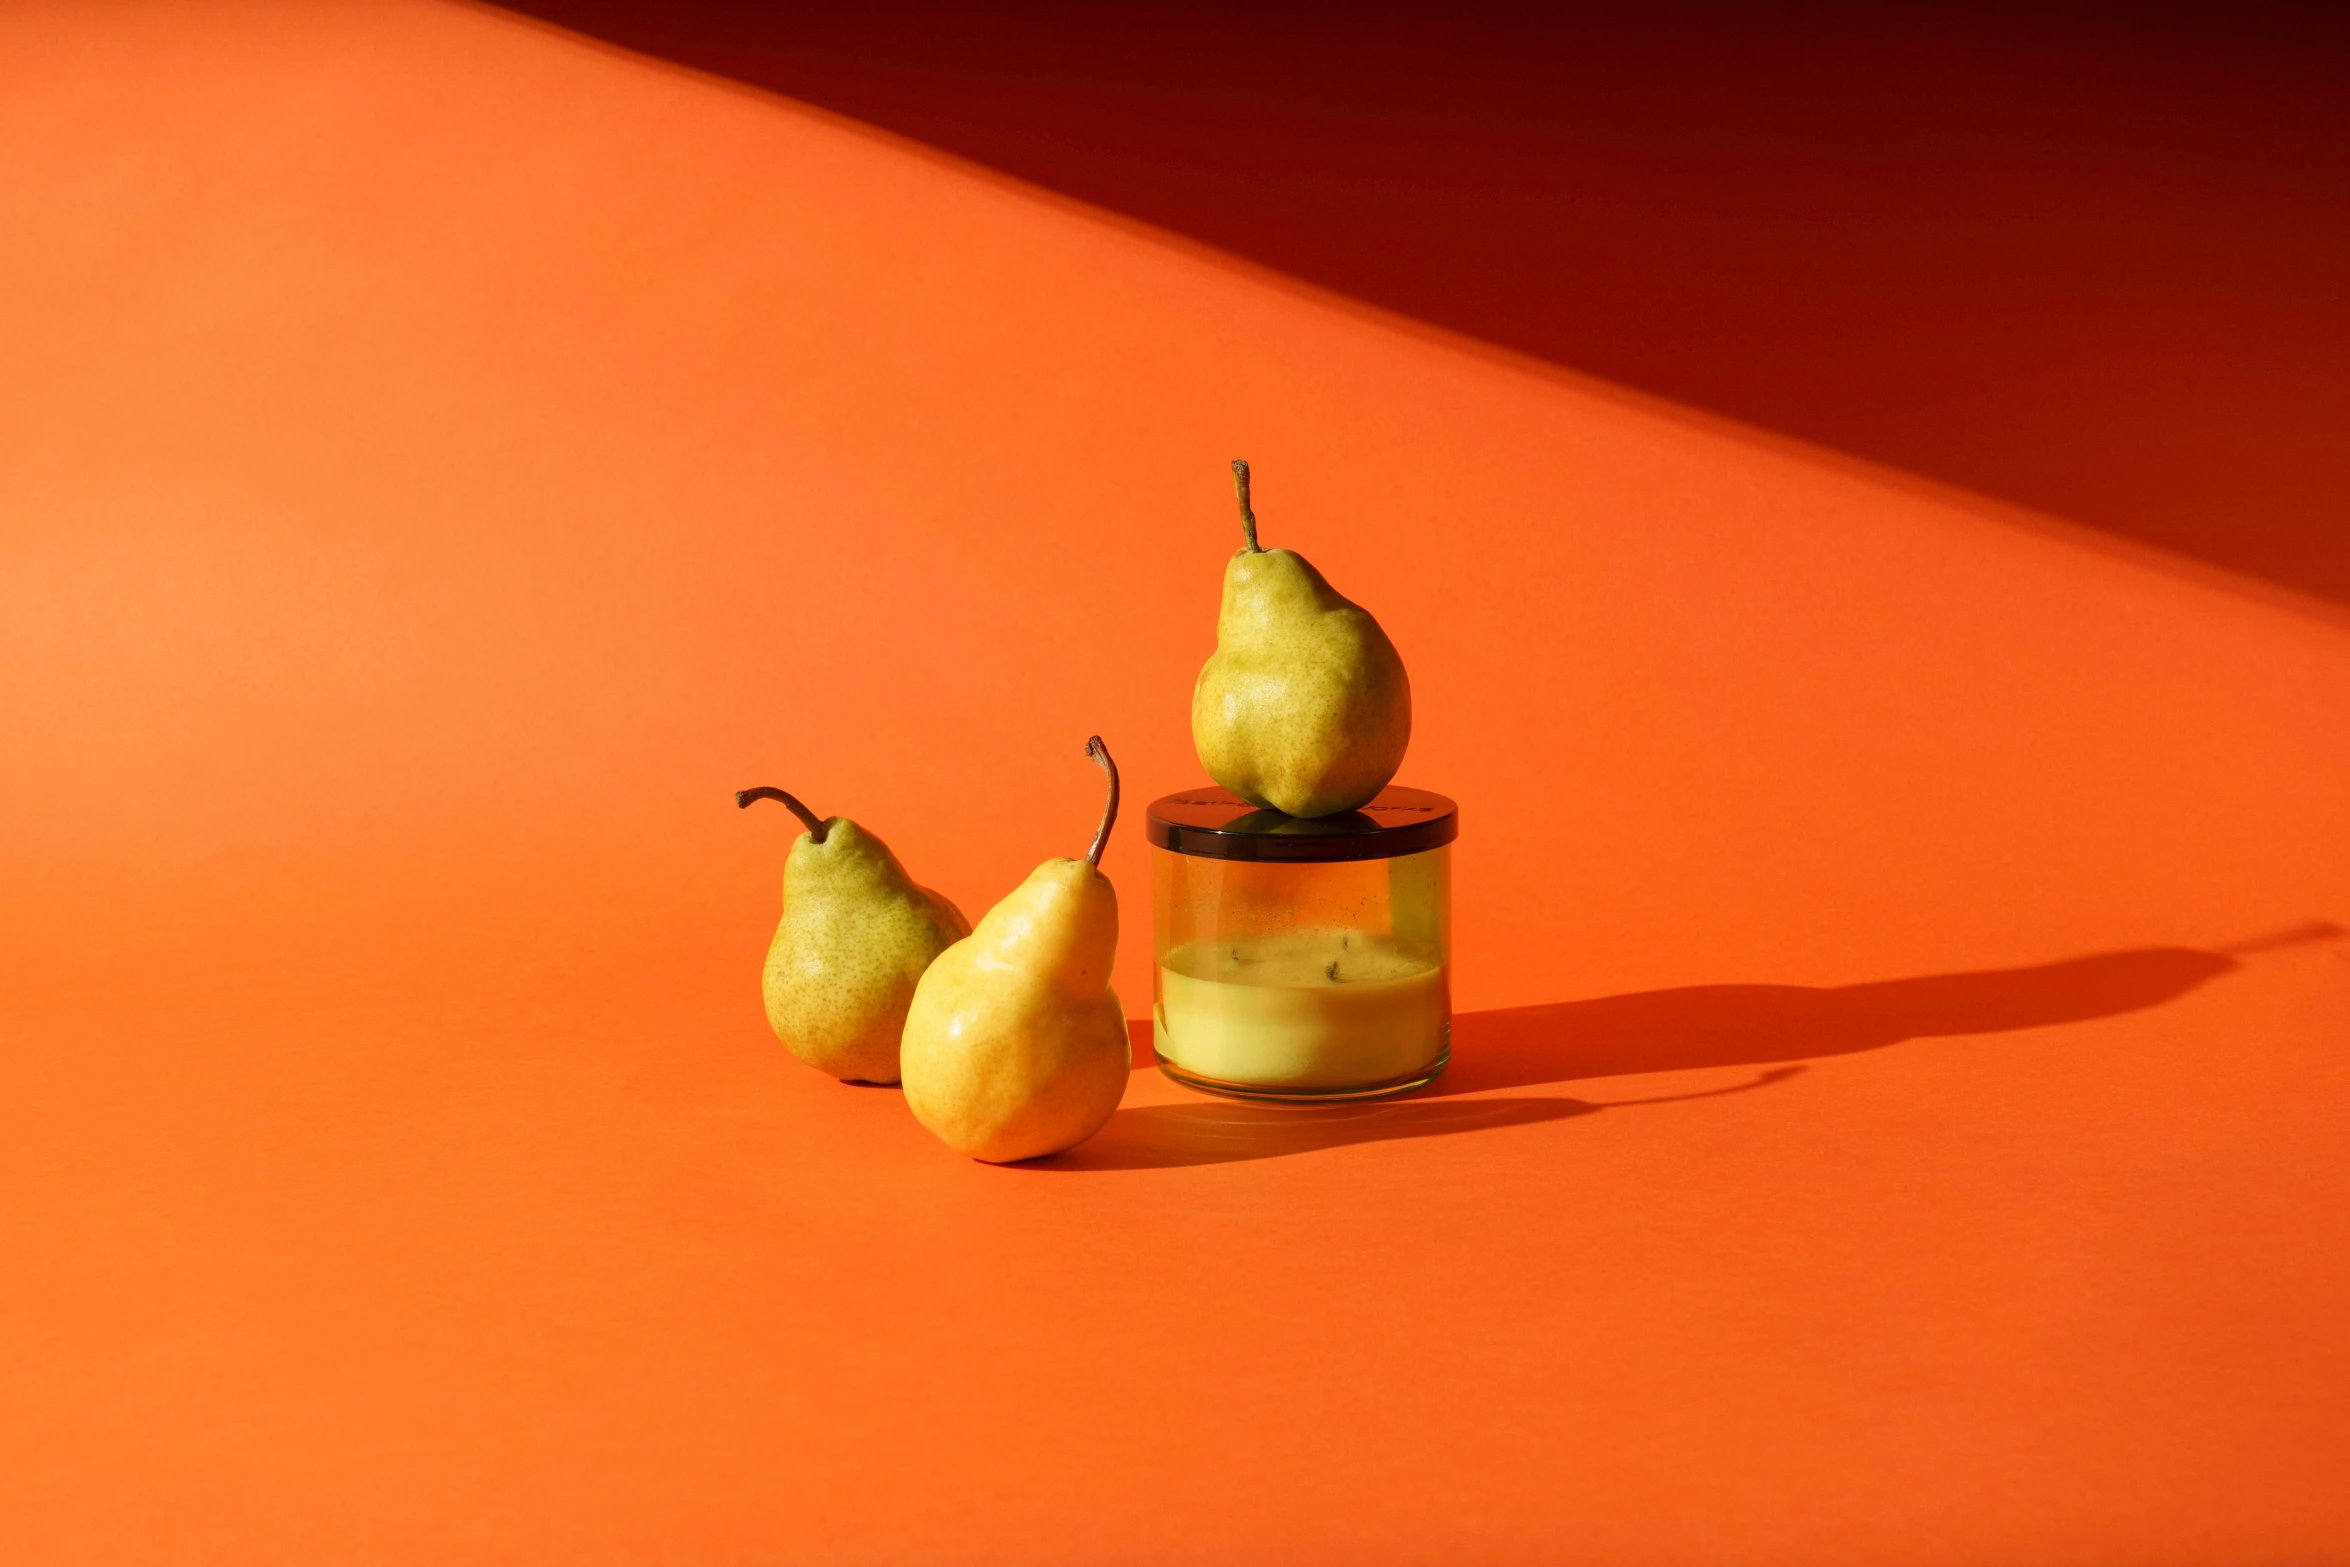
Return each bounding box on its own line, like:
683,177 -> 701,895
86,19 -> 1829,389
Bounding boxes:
1191,460 -> 1410,818
900,737 -> 1129,1163
737,786 -> 970,1084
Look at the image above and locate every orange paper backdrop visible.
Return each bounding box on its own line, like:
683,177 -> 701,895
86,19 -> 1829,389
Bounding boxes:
4,3 -> 2347,1561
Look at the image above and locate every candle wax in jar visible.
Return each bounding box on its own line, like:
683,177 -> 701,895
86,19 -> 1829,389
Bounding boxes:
1155,930 -> 1447,1089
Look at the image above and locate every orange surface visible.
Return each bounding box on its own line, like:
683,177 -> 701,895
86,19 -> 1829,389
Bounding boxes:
5,3 -> 2349,1561
511,1 -> 2350,606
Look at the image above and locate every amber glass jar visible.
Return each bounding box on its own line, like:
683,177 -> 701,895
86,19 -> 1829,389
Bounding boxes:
1145,786 -> 1456,1102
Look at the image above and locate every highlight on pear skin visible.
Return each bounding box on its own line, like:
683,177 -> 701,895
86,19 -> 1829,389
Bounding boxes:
1192,458 -> 1410,819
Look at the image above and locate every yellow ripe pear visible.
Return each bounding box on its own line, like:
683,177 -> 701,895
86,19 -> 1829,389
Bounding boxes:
901,737 -> 1129,1163
1191,459 -> 1410,819
737,786 -> 969,1084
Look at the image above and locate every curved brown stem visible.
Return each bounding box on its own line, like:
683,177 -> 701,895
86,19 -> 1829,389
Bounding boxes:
1230,458 -> 1261,552
1083,736 -> 1119,868
735,786 -> 828,842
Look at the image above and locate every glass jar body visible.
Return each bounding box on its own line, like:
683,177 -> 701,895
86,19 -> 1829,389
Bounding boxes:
1150,843 -> 1451,1101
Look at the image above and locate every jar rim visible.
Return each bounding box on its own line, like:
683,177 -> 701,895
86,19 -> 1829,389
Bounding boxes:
1143,785 -> 1457,862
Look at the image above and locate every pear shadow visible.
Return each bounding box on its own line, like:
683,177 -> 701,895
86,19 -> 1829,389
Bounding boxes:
1059,930 -> 2343,1170
1426,943 -> 2262,1098
1039,1067 -> 1805,1172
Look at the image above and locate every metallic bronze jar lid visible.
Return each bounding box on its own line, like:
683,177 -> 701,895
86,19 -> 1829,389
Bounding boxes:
1143,785 -> 1458,863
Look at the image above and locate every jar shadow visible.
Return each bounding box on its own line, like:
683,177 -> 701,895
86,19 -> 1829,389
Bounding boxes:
1048,926 -> 2339,1171
1423,943 -> 2254,1100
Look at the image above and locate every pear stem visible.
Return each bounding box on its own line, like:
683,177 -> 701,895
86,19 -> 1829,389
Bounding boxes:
1231,459 -> 1261,553
1083,736 -> 1119,869
736,786 -> 828,843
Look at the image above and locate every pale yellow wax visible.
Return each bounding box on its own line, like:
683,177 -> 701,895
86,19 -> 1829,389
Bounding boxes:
1154,930 -> 1448,1089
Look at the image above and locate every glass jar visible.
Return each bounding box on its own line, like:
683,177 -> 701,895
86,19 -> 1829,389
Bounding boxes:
1146,786 -> 1456,1102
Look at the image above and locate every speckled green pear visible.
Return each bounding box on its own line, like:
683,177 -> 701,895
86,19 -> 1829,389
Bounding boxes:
900,738 -> 1128,1163
737,788 -> 969,1084
1191,460 -> 1410,819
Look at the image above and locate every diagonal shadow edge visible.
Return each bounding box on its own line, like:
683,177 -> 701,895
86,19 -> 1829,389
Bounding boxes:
486,2 -> 2350,621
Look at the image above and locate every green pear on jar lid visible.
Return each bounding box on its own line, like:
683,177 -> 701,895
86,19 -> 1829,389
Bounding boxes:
1191,459 -> 1410,819
735,786 -> 969,1084
900,736 -> 1129,1163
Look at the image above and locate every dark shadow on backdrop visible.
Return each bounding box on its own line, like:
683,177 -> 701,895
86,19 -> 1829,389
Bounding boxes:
1054,939 -> 2284,1170
502,1 -> 2350,606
